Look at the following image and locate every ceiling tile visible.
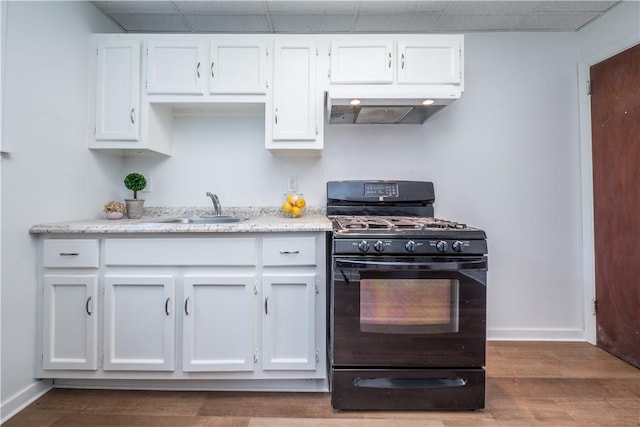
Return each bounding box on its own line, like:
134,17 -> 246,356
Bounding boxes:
534,1 -> 619,13
185,14 -> 271,32
174,1 -> 267,15
357,1 -> 449,14
109,13 -> 191,32
90,1 -> 177,14
271,14 -> 357,32
443,1 -> 539,14
434,14 -> 524,31
353,14 -> 442,33
267,1 -> 359,15
518,12 -> 601,30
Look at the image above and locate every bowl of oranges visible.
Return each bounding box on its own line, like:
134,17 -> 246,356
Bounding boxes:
281,193 -> 306,218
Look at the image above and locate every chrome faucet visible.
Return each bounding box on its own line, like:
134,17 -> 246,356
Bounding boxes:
206,192 -> 222,216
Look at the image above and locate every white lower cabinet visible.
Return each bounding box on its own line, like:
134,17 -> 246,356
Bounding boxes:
262,273 -> 317,370
103,275 -> 176,371
42,275 -> 98,370
38,234 -> 326,389
182,275 -> 256,372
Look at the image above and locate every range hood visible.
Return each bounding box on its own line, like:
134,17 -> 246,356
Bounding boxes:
327,86 -> 461,125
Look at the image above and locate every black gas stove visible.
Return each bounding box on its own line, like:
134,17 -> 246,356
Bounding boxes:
328,180 -> 487,256
327,180 -> 488,411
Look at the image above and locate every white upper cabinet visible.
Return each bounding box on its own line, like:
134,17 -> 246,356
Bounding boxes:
397,38 -> 462,85
146,41 -> 206,94
210,40 -> 268,94
330,35 -> 463,88
268,40 -> 322,151
330,40 -> 393,84
95,40 -> 140,140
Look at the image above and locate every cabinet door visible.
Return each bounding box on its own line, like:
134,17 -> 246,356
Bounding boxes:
397,39 -> 461,85
183,275 -> 256,372
104,276 -> 175,371
210,41 -> 267,94
146,41 -> 205,94
330,40 -> 393,84
272,41 -> 317,141
95,40 -> 140,140
262,273 -> 317,370
42,275 -> 98,370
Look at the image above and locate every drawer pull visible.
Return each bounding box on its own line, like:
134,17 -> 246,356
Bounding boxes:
165,297 -> 171,316
85,297 -> 93,316
280,250 -> 300,255
264,296 -> 269,315
184,297 -> 190,316
59,252 -> 79,257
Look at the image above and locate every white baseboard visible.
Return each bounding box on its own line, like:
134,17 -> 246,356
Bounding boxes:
488,328 -> 586,341
1,379 -> 52,424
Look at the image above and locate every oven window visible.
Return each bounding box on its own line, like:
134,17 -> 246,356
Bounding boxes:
360,279 -> 459,334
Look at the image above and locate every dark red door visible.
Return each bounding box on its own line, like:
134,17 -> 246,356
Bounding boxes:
590,43 -> 640,368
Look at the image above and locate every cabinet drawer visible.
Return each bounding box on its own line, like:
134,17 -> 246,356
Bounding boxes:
105,238 -> 257,266
43,240 -> 99,268
263,237 -> 316,266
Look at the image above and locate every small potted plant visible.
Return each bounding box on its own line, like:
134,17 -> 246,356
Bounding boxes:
103,201 -> 126,220
124,172 -> 147,219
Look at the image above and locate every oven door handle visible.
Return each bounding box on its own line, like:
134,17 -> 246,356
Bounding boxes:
335,258 -> 487,271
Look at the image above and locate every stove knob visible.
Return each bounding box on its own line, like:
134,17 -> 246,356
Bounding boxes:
358,240 -> 370,253
405,240 -> 417,252
452,241 -> 464,252
374,240 -> 385,252
436,240 -> 448,252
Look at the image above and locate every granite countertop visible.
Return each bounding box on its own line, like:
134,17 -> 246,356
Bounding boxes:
29,207 -> 333,235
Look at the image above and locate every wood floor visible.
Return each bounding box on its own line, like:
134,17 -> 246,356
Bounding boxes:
4,342 -> 639,427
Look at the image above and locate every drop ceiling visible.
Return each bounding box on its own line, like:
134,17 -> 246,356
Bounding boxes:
90,0 -> 622,33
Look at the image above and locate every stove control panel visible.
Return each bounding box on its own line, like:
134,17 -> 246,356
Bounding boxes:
334,239 -> 487,255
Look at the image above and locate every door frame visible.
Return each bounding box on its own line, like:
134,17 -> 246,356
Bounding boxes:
577,34 -> 640,344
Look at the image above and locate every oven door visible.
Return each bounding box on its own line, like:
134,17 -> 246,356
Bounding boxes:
331,256 -> 487,368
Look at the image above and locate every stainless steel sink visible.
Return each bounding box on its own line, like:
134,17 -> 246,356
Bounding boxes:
159,216 -> 248,224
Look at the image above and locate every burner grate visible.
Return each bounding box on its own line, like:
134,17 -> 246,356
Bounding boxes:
332,216 -> 467,232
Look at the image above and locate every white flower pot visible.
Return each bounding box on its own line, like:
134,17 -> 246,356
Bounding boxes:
125,199 -> 145,219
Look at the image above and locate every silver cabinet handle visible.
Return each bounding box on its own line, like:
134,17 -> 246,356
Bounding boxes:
184,297 -> 190,316
388,52 -> 392,68
59,252 -> 79,257
264,296 -> 269,315
274,108 -> 278,124
401,53 -> 405,69
196,62 -> 200,78
165,297 -> 170,316
211,61 -> 214,78
280,250 -> 300,255
130,108 -> 135,124
85,296 -> 92,316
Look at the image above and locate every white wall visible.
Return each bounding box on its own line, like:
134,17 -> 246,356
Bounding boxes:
0,1 -> 121,421
126,32 -> 585,341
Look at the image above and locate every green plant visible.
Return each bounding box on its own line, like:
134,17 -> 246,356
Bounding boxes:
103,201 -> 126,213
124,173 -> 147,199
